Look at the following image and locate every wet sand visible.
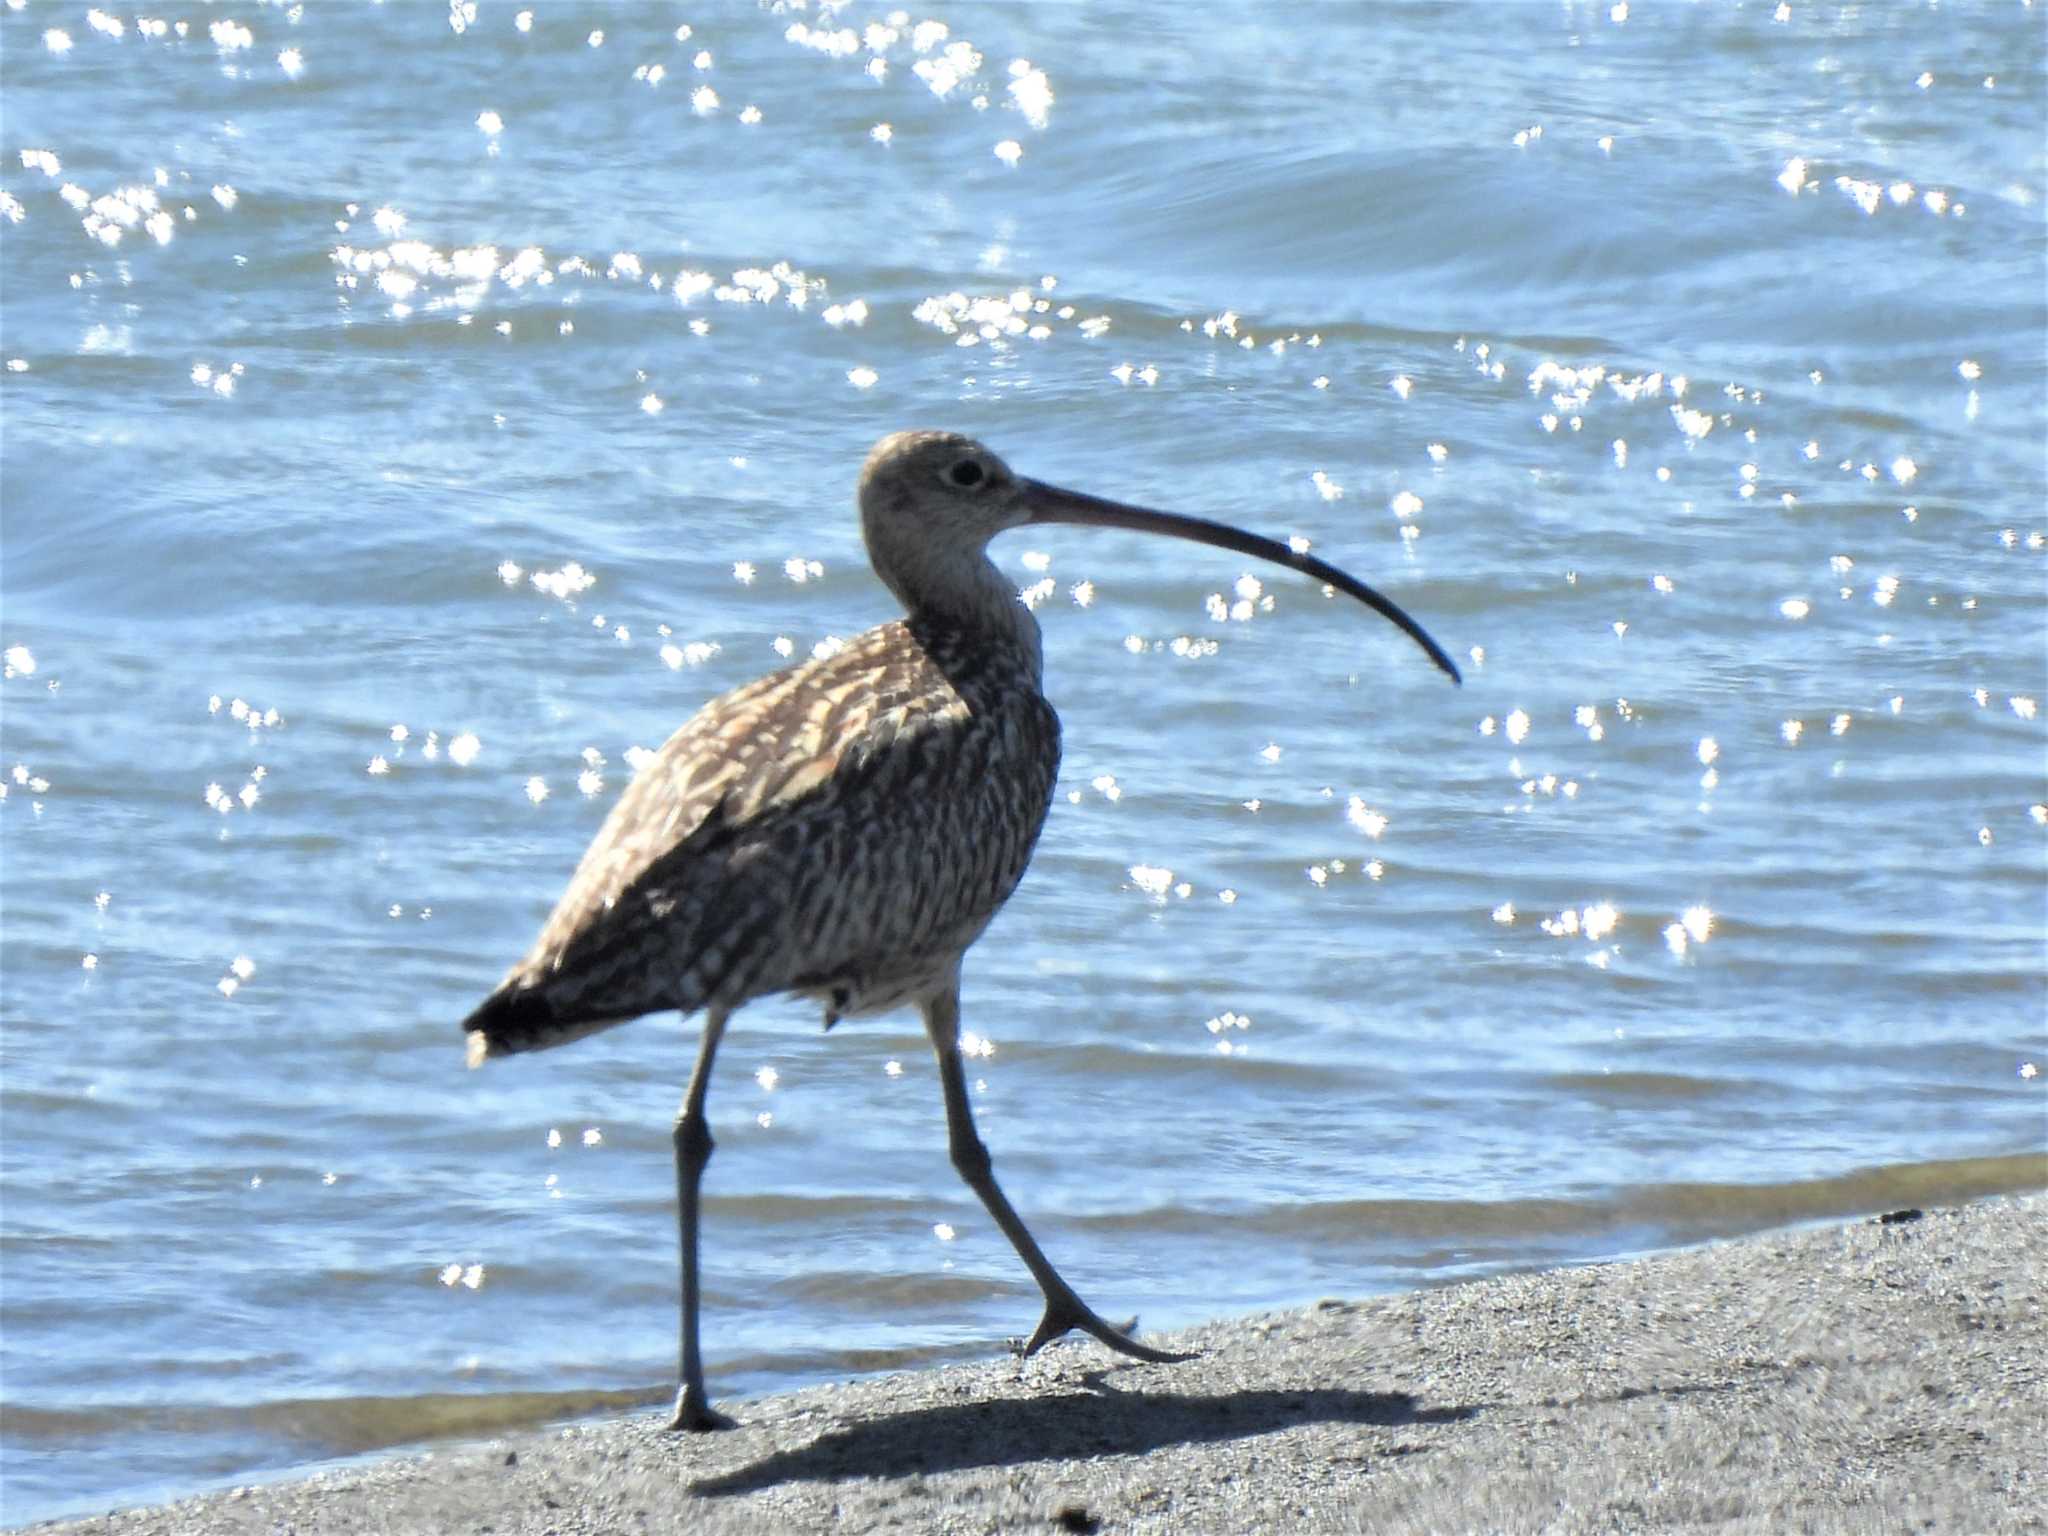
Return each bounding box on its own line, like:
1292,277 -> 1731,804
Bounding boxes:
30,1192 -> 2042,1535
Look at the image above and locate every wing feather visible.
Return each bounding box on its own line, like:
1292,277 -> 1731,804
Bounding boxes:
465,618 -> 1054,1056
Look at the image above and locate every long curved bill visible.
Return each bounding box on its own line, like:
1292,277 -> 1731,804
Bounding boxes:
1020,479 -> 1462,685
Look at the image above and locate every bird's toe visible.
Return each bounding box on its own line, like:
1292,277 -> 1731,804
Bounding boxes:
665,1399 -> 738,1433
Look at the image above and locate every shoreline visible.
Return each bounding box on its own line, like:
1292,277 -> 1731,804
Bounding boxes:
28,1191 -> 2043,1534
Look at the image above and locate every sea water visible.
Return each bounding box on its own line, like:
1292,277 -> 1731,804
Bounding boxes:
2,2 -> 2042,1522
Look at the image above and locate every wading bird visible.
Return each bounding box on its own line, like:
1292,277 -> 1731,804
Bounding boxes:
463,430 -> 1459,1430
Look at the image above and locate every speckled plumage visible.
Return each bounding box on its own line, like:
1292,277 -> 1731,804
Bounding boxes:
465,613 -> 1057,1055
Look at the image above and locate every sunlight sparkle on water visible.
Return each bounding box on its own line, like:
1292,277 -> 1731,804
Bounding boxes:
913,38 -> 982,99
1664,906 -> 1716,956
1128,865 -> 1174,900
530,563 -> 595,600
1008,61 -> 1054,128
1345,798 -> 1388,838
786,22 -> 860,58
660,641 -> 720,670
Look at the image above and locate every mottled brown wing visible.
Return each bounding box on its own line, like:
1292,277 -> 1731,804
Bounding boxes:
462,619 -> 1057,1057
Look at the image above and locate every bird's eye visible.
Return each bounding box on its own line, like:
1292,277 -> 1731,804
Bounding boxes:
948,458 -> 986,490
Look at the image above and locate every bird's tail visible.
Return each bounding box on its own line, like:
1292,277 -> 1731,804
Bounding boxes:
461,983 -> 633,1067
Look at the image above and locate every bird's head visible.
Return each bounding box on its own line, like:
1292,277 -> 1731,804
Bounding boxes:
859,430 -> 1029,555
855,430 -> 1462,683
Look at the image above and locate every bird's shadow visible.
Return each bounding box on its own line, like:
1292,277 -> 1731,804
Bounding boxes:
690,1379 -> 1479,1497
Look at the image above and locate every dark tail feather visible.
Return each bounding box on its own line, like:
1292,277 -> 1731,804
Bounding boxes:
461,984 -> 632,1067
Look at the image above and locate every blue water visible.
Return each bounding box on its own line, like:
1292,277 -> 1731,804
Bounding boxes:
3,1 -> 2043,1524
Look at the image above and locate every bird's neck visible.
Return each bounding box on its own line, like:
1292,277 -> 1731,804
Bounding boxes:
887,549 -> 1044,685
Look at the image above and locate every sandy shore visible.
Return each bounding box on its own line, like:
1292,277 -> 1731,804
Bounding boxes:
30,1192 -> 2043,1535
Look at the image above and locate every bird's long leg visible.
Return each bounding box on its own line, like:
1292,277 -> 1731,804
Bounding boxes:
667,1006 -> 737,1432
922,981 -> 1193,1365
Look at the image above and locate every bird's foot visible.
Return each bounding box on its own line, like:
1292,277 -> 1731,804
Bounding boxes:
664,1390 -> 738,1433
1019,1291 -> 1195,1365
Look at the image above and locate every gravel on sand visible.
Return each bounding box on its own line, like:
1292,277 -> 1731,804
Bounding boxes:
30,1193 -> 2042,1535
